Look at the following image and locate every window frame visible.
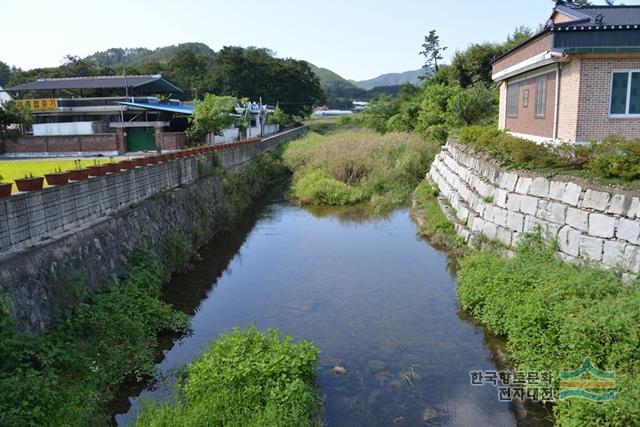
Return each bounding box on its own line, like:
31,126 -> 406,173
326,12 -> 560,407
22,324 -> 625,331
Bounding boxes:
507,83 -> 519,119
535,75 -> 547,119
609,69 -> 640,117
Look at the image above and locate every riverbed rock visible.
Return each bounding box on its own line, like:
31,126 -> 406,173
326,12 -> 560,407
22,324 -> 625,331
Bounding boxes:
333,365 -> 348,375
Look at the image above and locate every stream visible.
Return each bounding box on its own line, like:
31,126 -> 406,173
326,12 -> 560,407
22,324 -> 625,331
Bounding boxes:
111,198 -> 551,426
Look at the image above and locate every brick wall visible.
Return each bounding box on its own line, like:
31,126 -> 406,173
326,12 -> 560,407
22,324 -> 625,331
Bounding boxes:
4,134 -> 118,155
575,57 -> 640,142
492,33 -> 553,74
429,140 -> 640,276
0,126 -> 307,255
505,70 -> 557,138
557,58 -> 582,141
157,132 -> 187,151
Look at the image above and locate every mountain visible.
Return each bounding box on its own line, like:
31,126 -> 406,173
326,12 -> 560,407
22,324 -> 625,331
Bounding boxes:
85,43 -> 216,67
354,69 -> 428,90
305,63 -> 363,94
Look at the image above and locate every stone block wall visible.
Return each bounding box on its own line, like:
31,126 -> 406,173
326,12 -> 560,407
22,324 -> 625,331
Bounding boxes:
429,140 -> 640,274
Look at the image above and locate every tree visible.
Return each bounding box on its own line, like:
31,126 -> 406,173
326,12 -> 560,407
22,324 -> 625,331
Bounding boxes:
165,50 -> 210,99
0,101 -> 32,151
186,94 -> 238,142
447,84 -> 498,126
0,62 -> 11,87
420,30 -> 447,72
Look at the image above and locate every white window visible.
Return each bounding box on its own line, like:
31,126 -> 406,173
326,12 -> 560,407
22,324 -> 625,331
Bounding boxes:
535,76 -> 547,118
507,83 -> 519,118
610,71 -> 640,116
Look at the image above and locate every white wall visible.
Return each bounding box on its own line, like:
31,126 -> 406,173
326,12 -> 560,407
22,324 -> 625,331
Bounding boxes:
33,122 -> 95,136
207,127 -> 240,144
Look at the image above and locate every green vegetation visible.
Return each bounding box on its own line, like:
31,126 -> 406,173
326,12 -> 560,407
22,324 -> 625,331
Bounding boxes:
0,100 -> 32,147
0,247 -> 190,426
0,158 -> 111,192
135,327 -> 320,427
413,182 -> 466,254
457,233 -> 640,426
186,94 -> 238,141
4,46 -> 324,116
459,126 -> 640,186
284,128 -> 439,212
358,27 -> 532,142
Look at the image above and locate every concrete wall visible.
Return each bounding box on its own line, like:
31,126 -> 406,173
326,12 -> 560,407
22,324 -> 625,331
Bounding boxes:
429,140 -> 640,275
0,126 -> 307,331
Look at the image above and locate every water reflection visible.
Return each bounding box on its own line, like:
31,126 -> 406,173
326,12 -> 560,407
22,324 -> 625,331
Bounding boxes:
112,201 -> 550,426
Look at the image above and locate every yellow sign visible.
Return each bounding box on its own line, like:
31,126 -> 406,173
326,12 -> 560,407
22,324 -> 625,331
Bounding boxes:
15,98 -> 58,111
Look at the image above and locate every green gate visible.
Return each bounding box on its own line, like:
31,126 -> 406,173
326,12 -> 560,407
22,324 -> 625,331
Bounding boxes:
126,128 -> 156,152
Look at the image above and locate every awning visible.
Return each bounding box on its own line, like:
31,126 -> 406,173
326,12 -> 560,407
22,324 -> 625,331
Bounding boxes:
118,101 -> 194,115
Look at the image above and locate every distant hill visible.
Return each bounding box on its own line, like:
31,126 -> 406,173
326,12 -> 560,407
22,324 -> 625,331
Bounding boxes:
85,43 -> 216,67
305,63 -> 363,93
353,69 -> 428,90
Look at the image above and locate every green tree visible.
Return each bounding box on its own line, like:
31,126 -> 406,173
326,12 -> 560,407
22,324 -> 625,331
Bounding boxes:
447,84 -> 498,126
0,61 -> 11,87
0,101 -> 32,151
420,30 -> 447,72
165,50 -> 210,99
187,94 -> 237,142
268,105 -> 290,126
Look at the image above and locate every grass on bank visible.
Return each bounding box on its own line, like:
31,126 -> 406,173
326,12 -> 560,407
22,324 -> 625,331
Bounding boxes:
0,248 -> 190,427
457,233 -> 640,427
283,128 -> 440,213
135,327 -> 320,427
0,158 -> 111,192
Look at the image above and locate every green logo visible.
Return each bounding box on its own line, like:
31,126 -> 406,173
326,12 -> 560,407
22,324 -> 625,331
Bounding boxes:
559,357 -> 616,401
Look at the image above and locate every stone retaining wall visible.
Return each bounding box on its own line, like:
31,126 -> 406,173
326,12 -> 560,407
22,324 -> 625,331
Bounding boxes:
429,139 -> 640,274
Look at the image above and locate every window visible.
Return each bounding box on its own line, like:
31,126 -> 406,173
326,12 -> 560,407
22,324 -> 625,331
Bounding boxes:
522,89 -> 529,108
535,76 -> 547,118
610,71 -> 640,116
507,83 -> 519,118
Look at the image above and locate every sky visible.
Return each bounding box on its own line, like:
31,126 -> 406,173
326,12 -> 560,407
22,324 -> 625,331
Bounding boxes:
1,0 -> 635,81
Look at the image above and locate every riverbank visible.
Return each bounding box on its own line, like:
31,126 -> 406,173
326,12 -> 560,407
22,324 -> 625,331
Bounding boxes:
415,145 -> 640,426
0,149 -> 292,426
283,127 -> 440,213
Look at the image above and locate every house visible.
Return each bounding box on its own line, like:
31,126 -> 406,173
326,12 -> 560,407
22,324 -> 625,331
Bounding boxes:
5,75 -> 187,152
492,0 -> 640,144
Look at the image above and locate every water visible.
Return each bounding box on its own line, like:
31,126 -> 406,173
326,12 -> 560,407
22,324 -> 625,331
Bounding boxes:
112,200 -> 550,426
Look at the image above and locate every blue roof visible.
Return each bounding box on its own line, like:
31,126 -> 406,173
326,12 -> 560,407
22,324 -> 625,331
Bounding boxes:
118,101 -> 194,114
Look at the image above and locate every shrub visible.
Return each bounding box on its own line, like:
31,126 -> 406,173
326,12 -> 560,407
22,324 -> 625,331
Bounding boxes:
588,135 -> 640,180
458,233 -> 640,426
447,84 -> 498,127
135,327 -> 320,427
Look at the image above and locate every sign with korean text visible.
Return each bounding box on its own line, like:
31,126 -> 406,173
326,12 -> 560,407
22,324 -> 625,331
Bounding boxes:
15,98 -> 58,111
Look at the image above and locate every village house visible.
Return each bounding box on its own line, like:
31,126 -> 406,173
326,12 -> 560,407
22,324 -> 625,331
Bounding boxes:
492,0 -> 640,144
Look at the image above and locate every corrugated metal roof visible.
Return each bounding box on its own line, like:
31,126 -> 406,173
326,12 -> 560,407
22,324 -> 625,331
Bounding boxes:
117,101 -> 194,115
7,75 -> 183,93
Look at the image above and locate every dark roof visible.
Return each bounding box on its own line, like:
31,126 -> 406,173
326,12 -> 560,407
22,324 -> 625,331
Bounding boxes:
7,75 -> 183,93
553,1 -> 640,31
118,101 -> 194,115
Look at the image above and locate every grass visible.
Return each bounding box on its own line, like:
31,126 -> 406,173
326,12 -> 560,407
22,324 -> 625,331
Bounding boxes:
457,233 -> 640,426
412,181 -> 466,256
0,247 -> 190,426
134,327 -> 320,427
283,127 -> 440,213
0,158 -> 112,192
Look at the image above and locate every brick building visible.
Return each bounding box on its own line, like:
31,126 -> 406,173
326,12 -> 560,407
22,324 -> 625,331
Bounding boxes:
492,0 -> 640,143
